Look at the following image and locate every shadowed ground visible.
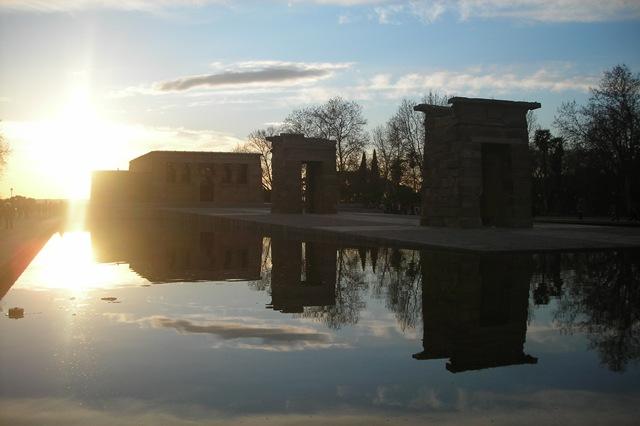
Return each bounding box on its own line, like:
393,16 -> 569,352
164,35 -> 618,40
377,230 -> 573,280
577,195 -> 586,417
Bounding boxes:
0,217 -> 61,300
166,207 -> 640,253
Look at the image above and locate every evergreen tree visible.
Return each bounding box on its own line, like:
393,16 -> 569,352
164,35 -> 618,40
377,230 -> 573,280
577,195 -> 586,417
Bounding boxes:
356,152 -> 368,203
369,149 -> 383,206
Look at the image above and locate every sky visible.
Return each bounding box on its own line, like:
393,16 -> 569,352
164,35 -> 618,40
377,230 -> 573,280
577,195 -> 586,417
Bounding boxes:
1,0 -> 639,199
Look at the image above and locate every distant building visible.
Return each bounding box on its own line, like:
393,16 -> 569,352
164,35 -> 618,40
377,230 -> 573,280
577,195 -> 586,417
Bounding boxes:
91,151 -> 262,206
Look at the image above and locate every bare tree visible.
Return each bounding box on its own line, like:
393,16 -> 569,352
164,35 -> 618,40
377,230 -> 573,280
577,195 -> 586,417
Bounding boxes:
235,126 -> 279,191
283,96 -> 368,173
372,92 -> 448,195
371,124 -> 394,181
0,125 -> 9,176
554,64 -> 640,215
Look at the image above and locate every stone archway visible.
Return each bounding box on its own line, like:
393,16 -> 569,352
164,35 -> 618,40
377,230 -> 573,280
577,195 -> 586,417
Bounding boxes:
268,133 -> 338,214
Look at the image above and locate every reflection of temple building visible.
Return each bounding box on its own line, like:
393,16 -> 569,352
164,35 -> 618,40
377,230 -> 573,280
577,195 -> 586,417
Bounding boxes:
268,238 -> 337,313
414,251 -> 537,373
90,218 -> 262,283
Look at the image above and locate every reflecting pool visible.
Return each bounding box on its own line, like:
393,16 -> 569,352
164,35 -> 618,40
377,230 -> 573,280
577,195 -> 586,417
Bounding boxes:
1,217 -> 639,425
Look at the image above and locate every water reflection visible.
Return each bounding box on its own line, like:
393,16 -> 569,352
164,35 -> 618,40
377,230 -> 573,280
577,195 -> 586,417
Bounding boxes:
269,239 -> 336,313
532,250 -> 640,372
85,218 -> 640,373
415,251 -> 537,372
90,219 -> 262,283
2,216 -> 640,424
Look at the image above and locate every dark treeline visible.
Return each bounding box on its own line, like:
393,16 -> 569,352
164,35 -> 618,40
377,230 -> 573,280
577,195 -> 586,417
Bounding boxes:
532,64 -> 640,218
238,64 -> 639,218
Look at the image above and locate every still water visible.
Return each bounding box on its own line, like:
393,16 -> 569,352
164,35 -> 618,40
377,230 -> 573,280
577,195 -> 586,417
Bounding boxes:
1,217 -> 639,425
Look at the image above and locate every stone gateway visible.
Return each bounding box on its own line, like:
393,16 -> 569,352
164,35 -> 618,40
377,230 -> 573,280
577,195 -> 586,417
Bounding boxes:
268,133 -> 338,214
415,97 -> 540,228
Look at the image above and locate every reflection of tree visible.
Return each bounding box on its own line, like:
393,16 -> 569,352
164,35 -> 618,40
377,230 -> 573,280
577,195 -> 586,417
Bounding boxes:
371,248 -> 422,331
552,250 -> 640,372
249,238 -> 272,292
530,253 -> 566,306
302,248 -> 367,329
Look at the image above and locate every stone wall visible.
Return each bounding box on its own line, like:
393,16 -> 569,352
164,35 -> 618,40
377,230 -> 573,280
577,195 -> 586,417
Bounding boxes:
128,151 -> 263,206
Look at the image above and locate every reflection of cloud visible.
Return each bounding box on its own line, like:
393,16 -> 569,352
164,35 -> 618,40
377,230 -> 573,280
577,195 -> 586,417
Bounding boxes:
2,390 -> 639,425
152,317 -> 329,343
105,313 -> 347,351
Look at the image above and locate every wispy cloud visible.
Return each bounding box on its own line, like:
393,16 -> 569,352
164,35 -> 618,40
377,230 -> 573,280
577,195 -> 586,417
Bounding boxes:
454,0 -> 640,23
154,61 -> 351,93
0,0 -> 228,13
361,66 -> 598,98
300,0 -> 640,24
373,4 -> 404,24
4,0 -> 638,23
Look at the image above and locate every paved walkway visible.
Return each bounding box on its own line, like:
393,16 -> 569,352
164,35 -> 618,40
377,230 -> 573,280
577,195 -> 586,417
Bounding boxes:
535,216 -> 640,227
166,207 -> 640,253
0,217 -> 61,299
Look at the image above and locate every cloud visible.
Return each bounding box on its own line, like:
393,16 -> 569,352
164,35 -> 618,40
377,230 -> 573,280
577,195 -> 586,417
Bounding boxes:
362,66 -> 598,98
0,0 -> 228,13
338,13 -> 352,24
454,0 -> 640,23
145,61 -> 352,93
298,0 -> 640,24
373,4 -> 404,24
4,0 -> 638,23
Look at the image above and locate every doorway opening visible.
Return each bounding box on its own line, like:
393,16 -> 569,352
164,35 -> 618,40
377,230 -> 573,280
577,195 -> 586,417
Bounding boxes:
300,161 -> 321,213
481,143 -> 513,226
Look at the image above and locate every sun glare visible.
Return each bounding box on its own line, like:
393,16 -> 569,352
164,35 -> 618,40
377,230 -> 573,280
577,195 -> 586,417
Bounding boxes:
13,231 -> 146,294
19,85 -> 131,200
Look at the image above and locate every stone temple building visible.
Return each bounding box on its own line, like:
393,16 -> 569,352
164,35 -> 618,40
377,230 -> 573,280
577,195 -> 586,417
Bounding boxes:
91,151 -> 262,206
415,97 -> 540,228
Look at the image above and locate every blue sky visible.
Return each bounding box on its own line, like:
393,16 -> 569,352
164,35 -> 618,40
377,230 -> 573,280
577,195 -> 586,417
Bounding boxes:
1,0 -> 639,198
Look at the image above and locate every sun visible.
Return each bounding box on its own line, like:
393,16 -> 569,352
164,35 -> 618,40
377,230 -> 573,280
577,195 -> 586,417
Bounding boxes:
25,86 -> 127,200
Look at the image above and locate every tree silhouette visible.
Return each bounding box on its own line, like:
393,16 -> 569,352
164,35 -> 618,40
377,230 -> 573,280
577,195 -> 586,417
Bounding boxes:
369,149 -> 382,205
284,96 -> 368,173
555,64 -> 640,216
235,126 -> 279,192
0,126 -> 9,177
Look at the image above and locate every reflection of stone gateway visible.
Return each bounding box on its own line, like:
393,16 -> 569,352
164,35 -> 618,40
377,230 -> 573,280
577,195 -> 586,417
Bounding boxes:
414,250 -> 537,373
269,238 -> 337,313
415,97 -> 540,228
